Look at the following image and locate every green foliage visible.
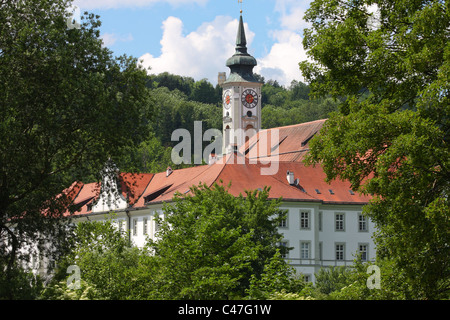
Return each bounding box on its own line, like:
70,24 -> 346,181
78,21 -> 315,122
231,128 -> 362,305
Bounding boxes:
301,0 -> 449,299
0,264 -> 44,300
0,0 -> 151,299
117,133 -> 177,174
41,185 -> 302,300
48,216 -> 165,300
259,79 -> 340,129
314,266 -> 353,295
40,279 -> 100,300
147,183 -> 290,299
246,250 -> 306,299
148,86 -> 222,148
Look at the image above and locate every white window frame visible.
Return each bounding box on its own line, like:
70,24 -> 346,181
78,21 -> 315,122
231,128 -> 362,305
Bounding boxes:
335,213 -> 345,231
358,213 -> 368,232
143,217 -> 148,235
359,243 -> 369,261
279,216 -> 288,228
133,219 -> 138,236
335,243 -> 345,261
300,241 -> 310,259
300,211 -> 310,230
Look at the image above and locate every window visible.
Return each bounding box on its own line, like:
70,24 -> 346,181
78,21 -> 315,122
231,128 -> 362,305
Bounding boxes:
318,211 -> 322,231
335,213 -> 345,231
133,219 -> 138,236
300,211 -> 310,229
300,242 -> 310,259
118,220 -> 123,232
279,217 -> 287,228
319,242 -> 323,261
336,243 -> 345,261
143,218 -> 148,235
303,275 -> 311,282
359,244 -> 368,261
358,213 -> 368,232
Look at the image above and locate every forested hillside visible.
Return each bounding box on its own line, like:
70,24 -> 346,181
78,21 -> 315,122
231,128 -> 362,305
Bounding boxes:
114,72 -> 340,174
146,72 -> 340,143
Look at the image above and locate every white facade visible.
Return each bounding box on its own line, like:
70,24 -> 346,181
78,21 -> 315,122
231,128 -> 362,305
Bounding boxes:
72,200 -> 375,283
277,203 -> 375,282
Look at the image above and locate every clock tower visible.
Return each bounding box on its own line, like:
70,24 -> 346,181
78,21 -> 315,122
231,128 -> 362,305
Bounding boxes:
221,13 -> 262,154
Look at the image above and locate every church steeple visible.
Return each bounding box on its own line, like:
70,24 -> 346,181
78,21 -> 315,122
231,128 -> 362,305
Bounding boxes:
225,14 -> 258,83
235,14 -> 248,54
221,11 -> 262,155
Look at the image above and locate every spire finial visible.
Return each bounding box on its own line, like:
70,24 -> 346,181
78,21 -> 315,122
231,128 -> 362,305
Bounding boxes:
238,0 -> 243,14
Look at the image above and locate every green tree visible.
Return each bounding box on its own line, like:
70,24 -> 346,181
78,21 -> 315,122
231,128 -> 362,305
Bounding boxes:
0,0 -> 151,299
118,133 -> 176,173
190,78 -> 220,104
246,250 -> 306,299
314,266 -> 353,295
49,217 -> 158,300
301,0 -> 449,299
148,183 -> 290,299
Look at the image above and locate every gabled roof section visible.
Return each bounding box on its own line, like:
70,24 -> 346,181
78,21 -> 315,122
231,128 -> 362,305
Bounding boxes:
136,163 -> 225,206
65,172 -> 154,216
241,119 -> 326,162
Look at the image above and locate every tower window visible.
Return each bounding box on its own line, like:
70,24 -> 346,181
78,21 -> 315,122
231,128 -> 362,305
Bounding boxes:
246,110 -> 252,117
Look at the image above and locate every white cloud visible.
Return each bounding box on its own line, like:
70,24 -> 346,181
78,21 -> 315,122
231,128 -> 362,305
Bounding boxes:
138,13 -> 306,87
255,30 -> 307,86
139,16 -> 254,84
73,0 -> 208,10
250,0 -> 311,86
274,0 -> 311,31
101,33 -> 133,47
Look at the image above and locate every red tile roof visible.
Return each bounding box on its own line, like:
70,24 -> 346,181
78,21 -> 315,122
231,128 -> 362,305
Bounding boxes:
64,119 -> 370,216
241,119 -> 326,162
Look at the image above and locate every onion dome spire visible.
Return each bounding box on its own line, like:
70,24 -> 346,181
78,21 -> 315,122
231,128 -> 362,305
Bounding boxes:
225,14 -> 259,83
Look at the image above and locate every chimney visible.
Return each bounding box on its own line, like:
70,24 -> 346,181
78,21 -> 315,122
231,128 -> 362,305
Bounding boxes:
209,153 -> 217,164
286,170 -> 295,185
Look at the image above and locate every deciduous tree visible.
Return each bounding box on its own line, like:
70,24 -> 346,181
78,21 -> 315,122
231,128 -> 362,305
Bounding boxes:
0,0 -> 151,298
148,183 -> 290,299
301,0 -> 449,299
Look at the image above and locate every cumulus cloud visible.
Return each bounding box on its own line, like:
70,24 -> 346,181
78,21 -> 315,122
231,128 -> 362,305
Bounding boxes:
139,16 -> 255,84
275,0 -> 311,30
101,33 -> 134,47
73,0 -> 208,10
252,0 -> 311,85
135,0 -> 311,87
255,30 -> 307,86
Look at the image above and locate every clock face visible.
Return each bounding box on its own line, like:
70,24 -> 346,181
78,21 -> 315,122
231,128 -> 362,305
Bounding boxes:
241,89 -> 258,109
223,90 -> 232,109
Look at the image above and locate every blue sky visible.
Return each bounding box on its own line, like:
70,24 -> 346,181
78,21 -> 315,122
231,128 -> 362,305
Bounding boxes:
72,0 -> 312,86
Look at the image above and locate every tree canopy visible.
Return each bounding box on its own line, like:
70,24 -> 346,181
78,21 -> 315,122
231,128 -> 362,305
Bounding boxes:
147,183 -> 292,299
301,0 -> 449,299
0,0 -> 151,298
